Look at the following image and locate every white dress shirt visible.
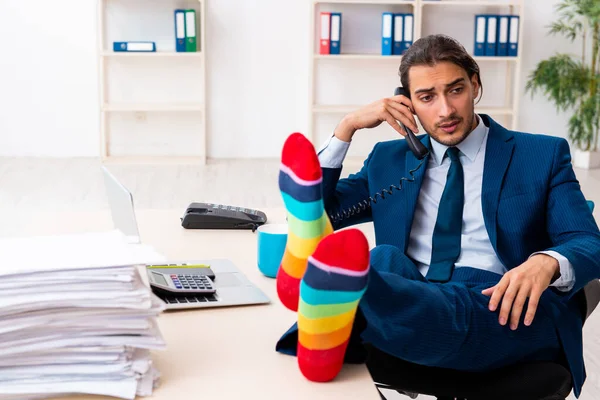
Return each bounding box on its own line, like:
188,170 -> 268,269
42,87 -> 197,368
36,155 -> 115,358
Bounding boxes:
317,115 -> 575,291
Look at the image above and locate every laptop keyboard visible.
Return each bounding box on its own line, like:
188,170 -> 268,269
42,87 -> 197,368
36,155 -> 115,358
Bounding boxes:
158,293 -> 219,304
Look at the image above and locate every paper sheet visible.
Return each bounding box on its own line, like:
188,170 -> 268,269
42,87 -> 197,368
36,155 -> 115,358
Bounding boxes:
0,230 -> 165,277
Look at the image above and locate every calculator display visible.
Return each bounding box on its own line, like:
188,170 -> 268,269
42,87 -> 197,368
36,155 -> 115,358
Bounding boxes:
151,272 -> 168,286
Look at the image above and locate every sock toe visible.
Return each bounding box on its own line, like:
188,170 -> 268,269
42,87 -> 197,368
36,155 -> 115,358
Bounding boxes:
281,132 -> 322,182
297,341 -> 349,383
311,228 -> 370,273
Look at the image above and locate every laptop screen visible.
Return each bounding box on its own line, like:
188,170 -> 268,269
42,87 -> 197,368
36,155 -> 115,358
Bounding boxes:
101,166 -> 141,244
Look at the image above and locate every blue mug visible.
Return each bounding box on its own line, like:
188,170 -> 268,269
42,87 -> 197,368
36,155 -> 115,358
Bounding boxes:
257,223 -> 288,278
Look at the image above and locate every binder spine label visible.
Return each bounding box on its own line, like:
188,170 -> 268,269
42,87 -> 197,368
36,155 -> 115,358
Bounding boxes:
499,17 -> 508,43
476,16 -> 486,43
404,15 -> 413,42
331,15 -> 340,42
487,17 -> 497,44
127,42 -> 154,52
509,17 -> 519,43
176,13 -> 185,39
394,15 -> 403,41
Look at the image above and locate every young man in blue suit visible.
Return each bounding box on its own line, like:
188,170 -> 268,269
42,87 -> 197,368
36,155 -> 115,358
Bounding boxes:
276,34 -> 600,397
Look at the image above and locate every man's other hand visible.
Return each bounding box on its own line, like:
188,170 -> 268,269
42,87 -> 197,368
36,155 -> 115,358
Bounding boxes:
481,254 -> 560,330
334,95 -> 419,143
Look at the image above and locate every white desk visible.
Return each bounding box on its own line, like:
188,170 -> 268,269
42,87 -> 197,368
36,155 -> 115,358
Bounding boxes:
0,209 -> 380,400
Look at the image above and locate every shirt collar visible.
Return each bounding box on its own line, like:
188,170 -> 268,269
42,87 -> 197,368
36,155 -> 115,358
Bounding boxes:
429,114 -> 487,166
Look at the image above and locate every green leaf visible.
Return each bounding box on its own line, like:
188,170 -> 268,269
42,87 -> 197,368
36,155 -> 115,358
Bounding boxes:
525,54 -> 590,112
548,21 -> 579,41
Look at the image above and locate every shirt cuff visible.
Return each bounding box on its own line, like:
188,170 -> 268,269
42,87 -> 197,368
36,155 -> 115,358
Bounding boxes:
317,134 -> 351,168
530,250 -> 575,292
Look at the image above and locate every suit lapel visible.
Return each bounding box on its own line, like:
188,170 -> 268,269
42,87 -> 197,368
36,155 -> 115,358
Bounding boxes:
481,115 -> 515,257
403,136 -> 431,251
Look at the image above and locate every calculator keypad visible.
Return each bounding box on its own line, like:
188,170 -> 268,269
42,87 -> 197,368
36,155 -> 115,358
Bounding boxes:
170,274 -> 214,292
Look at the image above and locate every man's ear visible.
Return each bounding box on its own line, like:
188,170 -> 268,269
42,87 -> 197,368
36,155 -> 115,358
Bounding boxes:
471,74 -> 480,99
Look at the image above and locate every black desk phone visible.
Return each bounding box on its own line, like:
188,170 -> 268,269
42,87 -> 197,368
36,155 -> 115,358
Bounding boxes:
327,87 -> 430,224
181,202 -> 267,230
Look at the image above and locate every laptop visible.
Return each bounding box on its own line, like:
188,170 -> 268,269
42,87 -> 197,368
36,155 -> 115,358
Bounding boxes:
101,166 -> 271,310
102,166 -> 141,244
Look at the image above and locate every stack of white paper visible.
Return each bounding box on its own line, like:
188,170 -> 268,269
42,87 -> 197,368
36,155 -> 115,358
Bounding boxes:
0,230 -> 168,400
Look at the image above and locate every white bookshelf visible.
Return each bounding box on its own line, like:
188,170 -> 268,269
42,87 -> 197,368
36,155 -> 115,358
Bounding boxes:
101,51 -> 205,58
308,0 -> 525,147
102,103 -> 204,112
97,0 -> 207,164
313,54 -> 518,61
314,54 -> 404,60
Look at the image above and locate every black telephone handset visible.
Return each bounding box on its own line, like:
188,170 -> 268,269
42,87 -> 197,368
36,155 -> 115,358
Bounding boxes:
327,87 -> 430,224
394,86 -> 429,160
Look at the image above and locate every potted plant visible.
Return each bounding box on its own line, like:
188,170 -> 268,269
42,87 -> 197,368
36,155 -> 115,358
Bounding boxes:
526,0 -> 600,169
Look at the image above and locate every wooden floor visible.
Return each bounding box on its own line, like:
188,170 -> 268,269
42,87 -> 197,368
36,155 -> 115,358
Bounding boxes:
1,156 -> 600,400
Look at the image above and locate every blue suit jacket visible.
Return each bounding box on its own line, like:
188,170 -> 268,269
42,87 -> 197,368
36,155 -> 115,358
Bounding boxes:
277,115 -> 600,396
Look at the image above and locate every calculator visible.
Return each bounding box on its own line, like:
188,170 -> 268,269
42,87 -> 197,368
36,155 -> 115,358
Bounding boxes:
148,270 -> 216,295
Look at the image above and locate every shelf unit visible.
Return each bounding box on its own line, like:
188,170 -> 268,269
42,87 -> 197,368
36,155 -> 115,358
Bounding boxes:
308,0 -> 525,145
101,103 -> 205,112
97,0 -> 207,164
313,54 -> 519,62
101,51 -> 205,58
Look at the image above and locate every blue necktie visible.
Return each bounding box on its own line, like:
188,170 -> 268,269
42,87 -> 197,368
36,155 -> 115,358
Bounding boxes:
427,147 -> 464,283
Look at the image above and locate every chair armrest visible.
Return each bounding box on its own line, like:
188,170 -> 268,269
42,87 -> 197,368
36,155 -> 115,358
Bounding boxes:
583,279 -> 600,324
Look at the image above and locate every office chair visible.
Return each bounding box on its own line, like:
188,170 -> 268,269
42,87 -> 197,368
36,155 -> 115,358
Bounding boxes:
367,201 -> 600,400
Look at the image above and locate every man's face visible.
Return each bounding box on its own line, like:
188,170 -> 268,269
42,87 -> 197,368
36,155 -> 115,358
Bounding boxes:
408,61 -> 480,147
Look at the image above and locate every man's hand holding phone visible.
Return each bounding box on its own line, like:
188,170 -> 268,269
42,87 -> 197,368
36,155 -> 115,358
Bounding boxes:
334,94 -> 418,143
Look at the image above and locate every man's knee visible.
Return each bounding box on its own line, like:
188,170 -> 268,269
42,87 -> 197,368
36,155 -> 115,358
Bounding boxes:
370,244 -> 421,279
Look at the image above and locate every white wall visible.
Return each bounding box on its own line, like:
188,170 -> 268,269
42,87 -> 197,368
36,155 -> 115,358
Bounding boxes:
0,1 -> 99,157
0,0 -> 581,158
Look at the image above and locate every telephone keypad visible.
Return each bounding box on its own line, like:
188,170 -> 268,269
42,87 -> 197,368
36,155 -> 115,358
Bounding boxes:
207,203 -> 258,215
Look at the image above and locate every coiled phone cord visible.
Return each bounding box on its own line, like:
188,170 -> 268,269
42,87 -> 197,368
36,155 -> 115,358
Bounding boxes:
328,156 -> 428,224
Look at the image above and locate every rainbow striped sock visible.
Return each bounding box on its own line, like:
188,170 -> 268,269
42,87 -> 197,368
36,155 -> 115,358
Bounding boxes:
297,229 -> 370,382
277,132 -> 333,312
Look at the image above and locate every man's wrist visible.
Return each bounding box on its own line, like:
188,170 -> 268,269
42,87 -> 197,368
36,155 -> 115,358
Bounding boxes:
537,253 -> 561,281
334,115 -> 357,143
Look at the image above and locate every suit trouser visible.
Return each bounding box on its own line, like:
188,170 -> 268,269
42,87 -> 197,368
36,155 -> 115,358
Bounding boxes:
357,244 -> 565,371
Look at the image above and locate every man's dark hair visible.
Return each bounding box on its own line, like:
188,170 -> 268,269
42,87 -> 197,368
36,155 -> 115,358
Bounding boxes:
399,34 -> 483,102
